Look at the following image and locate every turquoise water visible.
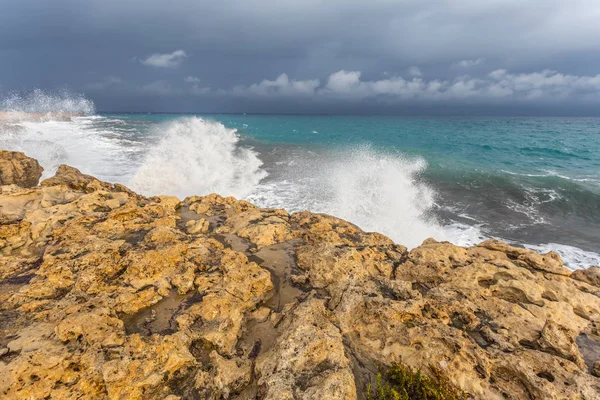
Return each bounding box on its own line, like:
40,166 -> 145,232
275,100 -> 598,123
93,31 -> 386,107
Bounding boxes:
2,112 -> 599,268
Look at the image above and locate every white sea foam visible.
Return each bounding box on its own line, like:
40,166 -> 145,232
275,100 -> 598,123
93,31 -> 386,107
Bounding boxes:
129,117 -> 267,199
501,169 -> 600,184
525,243 -> 600,270
0,118 -> 138,181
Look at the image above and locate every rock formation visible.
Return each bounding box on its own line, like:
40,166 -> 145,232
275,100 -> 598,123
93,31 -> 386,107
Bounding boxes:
0,152 -> 599,399
0,150 -> 43,188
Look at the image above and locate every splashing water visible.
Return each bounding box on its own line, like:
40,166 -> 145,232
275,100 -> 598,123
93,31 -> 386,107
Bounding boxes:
247,146 -> 446,248
1,88 -> 95,116
320,148 -> 444,248
129,117 -> 268,199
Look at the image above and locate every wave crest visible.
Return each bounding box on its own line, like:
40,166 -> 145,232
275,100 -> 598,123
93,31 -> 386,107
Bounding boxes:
129,117 -> 267,199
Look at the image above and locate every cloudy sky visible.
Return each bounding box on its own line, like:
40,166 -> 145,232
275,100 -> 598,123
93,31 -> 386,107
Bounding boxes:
2,0 -> 600,114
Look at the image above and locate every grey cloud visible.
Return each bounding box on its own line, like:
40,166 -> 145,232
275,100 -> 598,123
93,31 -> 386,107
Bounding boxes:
189,84 -> 211,96
184,76 -> 201,83
230,74 -> 320,97
226,68 -> 600,103
141,50 -> 187,68
456,59 -> 485,68
407,67 -> 423,77
85,76 -> 124,90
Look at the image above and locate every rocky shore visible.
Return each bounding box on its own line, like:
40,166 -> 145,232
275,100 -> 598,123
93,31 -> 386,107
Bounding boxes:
0,150 -> 599,399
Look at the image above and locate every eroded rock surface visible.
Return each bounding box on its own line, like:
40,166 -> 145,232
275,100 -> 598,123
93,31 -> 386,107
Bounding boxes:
0,150 -> 43,188
0,158 -> 599,399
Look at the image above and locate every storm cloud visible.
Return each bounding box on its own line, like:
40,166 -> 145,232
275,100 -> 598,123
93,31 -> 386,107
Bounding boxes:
1,0 -> 600,114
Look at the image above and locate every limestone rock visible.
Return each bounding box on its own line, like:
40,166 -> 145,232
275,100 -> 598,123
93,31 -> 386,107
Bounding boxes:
537,320 -> 585,369
255,299 -> 357,400
479,239 -> 570,276
593,361 -> 600,378
572,266 -> 600,287
0,150 -> 43,188
185,218 -> 209,234
1,153 -> 599,400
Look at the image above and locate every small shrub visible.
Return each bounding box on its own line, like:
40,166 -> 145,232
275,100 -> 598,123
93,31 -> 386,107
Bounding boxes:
366,363 -> 467,400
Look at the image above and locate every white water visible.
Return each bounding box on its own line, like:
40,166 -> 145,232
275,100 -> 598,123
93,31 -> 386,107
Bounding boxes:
0,92 -> 597,268
1,88 -> 95,115
247,146 -> 452,249
526,243 -> 600,271
129,117 -> 267,199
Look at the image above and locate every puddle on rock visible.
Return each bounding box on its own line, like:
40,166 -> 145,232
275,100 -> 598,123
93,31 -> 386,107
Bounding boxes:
0,274 -> 34,297
122,289 -> 203,335
576,333 -> 600,373
254,241 -> 304,312
176,205 -> 226,232
118,230 -> 149,246
236,241 -> 306,360
214,233 -> 253,253
176,205 -> 201,230
237,317 -> 279,361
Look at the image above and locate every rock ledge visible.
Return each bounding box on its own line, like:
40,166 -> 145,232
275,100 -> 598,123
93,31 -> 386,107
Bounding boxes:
0,156 -> 599,399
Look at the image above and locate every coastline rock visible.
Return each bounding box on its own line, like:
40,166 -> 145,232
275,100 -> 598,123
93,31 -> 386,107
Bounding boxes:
572,266 -> 600,287
0,150 -> 43,188
0,153 -> 599,399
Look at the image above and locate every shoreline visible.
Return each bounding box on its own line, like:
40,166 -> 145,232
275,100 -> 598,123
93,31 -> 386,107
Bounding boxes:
0,150 -> 599,398
1,111 -> 599,270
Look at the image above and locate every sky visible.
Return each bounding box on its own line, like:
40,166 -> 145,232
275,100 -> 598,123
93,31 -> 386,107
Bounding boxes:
2,0 -> 600,115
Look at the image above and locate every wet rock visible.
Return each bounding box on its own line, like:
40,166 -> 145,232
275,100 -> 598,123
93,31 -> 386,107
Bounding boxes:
0,150 -> 43,188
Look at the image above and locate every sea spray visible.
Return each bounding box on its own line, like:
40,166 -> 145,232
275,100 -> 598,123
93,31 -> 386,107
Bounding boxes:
247,145 -> 447,249
0,91 -> 118,179
1,88 -> 95,115
129,117 -> 267,199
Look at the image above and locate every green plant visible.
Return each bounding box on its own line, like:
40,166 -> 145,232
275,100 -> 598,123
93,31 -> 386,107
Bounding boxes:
366,363 -> 467,400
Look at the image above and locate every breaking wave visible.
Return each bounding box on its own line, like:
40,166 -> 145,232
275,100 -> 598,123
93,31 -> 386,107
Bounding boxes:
129,117 -> 267,199
247,146 -> 449,249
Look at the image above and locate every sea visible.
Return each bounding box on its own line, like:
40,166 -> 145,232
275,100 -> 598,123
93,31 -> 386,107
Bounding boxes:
1,94 -> 599,269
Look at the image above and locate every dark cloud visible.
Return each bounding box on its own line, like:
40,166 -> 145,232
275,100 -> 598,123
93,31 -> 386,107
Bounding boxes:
1,0 -> 600,114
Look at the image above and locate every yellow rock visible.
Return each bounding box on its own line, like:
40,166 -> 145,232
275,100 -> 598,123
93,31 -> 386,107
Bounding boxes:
1,156 -> 598,399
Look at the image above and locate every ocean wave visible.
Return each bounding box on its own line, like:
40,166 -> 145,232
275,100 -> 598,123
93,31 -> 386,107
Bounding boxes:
2,112 -> 598,269
518,146 -> 591,160
129,117 -> 267,199
501,169 -> 600,184
246,145 -> 447,249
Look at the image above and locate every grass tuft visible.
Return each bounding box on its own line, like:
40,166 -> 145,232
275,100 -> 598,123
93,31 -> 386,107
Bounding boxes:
366,363 -> 467,400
